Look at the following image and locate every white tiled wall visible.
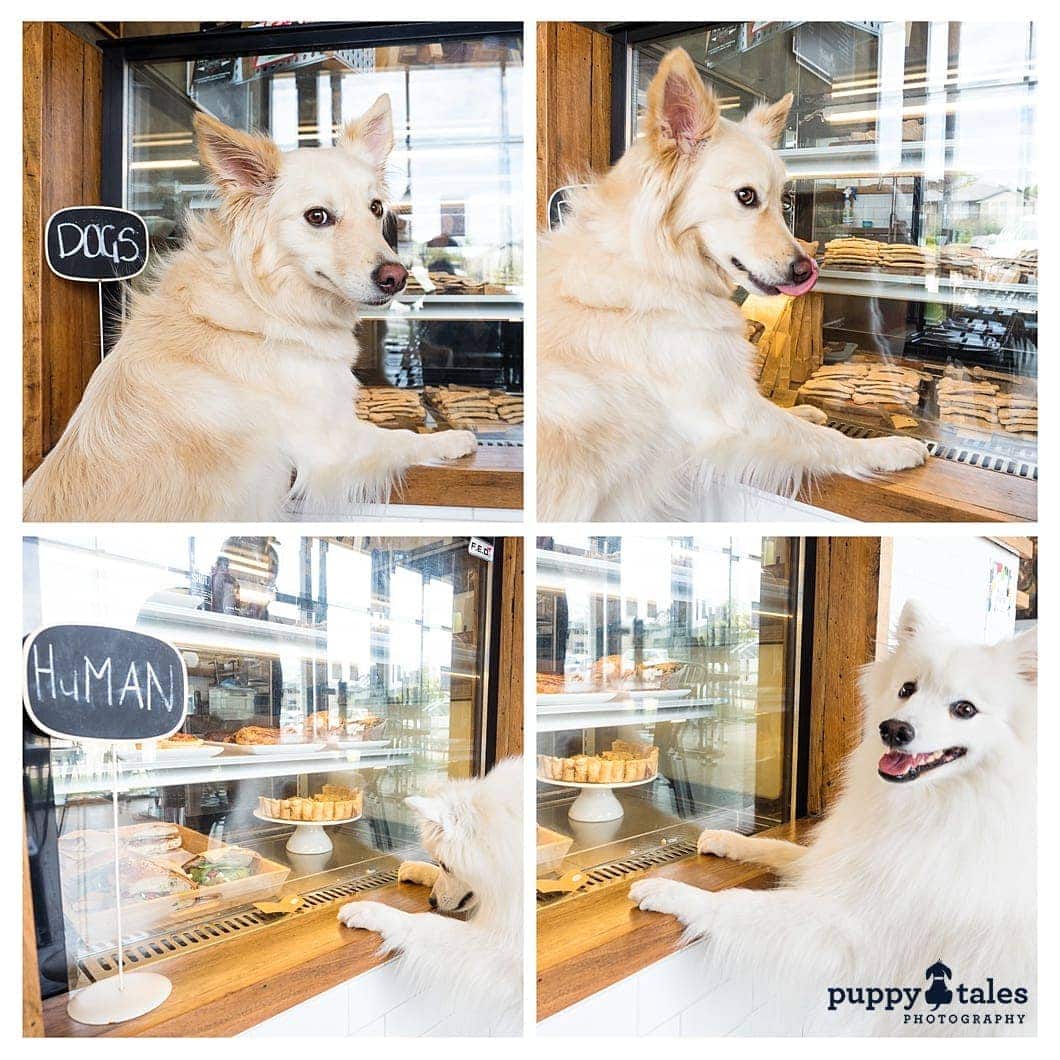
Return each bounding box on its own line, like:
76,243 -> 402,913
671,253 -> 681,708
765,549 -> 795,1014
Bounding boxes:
239,958 -> 502,1037
538,941 -> 799,1037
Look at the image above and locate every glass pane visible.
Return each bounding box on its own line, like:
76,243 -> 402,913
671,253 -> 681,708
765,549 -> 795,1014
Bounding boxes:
23,533 -> 490,990
629,23 -> 1037,463
536,535 -> 800,881
125,31 -> 524,402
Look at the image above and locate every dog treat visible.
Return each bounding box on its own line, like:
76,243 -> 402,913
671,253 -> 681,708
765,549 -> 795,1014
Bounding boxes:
355,386 -> 427,430
538,740 -> 659,785
424,385 -> 523,430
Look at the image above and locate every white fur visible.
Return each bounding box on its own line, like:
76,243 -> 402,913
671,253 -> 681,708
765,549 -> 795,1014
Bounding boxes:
537,48 -> 927,521
23,95 -> 475,522
630,603 -> 1036,1036
338,759 -> 522,1035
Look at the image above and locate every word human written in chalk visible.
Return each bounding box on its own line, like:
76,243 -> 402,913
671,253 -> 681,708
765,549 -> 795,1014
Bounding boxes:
23,625 -> 187,743
45,206 -> 150,283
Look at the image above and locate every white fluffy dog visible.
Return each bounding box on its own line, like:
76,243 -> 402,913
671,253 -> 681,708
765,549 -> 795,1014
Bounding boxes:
631,602 -> 1036,1035
537,48 -> 927,520
338,758 -> 522,1035
24,95 -> 474,521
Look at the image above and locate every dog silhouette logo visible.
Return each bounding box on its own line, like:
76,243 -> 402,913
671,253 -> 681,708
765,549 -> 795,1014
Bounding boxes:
924,960 -> 954,1010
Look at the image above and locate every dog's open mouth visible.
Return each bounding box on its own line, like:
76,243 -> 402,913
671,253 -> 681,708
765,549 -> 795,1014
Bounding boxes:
731,257 -> 820,297
878,746 -> 967,783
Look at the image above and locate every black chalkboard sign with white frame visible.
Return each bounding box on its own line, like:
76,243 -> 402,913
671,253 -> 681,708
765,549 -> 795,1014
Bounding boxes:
23,624 -> 188,743
44,206 -> 150,283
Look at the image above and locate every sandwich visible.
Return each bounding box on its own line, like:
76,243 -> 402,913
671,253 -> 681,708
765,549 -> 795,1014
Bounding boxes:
182,846 -> 260,886
119,821 -> 182,856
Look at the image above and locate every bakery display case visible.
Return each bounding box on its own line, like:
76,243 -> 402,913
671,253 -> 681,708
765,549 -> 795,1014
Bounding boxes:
615,21 -> 1037,488
103,22 -> 523,442
24,532 -> 502,1007
536,535 -> 802,902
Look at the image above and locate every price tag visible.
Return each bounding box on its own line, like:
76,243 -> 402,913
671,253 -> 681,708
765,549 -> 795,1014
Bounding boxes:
468,537 -> 495,562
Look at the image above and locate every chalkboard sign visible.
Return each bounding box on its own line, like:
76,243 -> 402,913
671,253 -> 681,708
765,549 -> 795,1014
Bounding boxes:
45,207 -> 150,283
23,625 -> 188,743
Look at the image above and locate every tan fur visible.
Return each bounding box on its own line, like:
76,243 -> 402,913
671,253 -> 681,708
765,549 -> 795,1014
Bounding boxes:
538,49 -> 926,520
24,95 -> 475,521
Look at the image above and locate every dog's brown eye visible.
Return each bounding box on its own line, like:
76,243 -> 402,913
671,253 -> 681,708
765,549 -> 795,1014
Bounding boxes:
898,681 -> 917,699
735,187 -> 758,207
304,207 -> 333,227
951,700 -> 977,719
370,199 -> 384,218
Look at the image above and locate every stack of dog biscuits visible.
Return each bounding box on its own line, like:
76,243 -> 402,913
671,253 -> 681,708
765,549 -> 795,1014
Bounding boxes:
938,244 -> 982,277
355,387 -> 427,430
879,243 -> 937,275
797,362 -> 921,410
820,238 -> 881,271
424,385 -> 523,430
427,272 -> 487,295
996,393 -> 1037,438
936,375 -> 999,430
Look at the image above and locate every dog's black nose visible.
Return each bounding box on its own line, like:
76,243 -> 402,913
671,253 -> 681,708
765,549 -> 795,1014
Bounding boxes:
428,893 -> 438,909
790,257 -> 814,284
373,261 -> 408,295
880,719 -> 915,747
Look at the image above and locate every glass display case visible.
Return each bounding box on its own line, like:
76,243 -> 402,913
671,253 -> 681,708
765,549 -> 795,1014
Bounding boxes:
24,532 -> 501,1001
619,22 -> 1037,475
535,535 -> 802,900
104,22 -> 523,433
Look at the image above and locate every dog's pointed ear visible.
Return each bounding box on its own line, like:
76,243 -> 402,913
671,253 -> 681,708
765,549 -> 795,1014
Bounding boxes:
1003,626 -> 1037,684
744,92 -> 793,146
895,599 -> 941,644
340,94 -> 394,169
644,48 -> 719,160
405,795 -> 447,828
194,111 -> 281,198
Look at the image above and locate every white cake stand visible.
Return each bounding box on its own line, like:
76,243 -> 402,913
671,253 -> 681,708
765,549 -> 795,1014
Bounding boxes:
254,810 -> 362,854
538,774 -> 655,822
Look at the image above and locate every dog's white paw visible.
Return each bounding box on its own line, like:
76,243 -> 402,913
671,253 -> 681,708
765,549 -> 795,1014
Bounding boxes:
337,900 -> 398,934
861,436 -> 929,473
790,404 -> 828,425
629,877 -> 701,922
697,828 -> 741,859
398,861 -> 439,887
430,430 -> 477,461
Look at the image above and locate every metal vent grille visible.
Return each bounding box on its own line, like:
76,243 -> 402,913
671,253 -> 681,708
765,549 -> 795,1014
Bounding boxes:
478,438 -> 523,448
826,420 -> 1037,480
537,839 -> 698,907
79,868 -> 399,982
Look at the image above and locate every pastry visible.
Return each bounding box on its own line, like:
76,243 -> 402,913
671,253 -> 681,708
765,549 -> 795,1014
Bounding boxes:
233,726 -> 281,745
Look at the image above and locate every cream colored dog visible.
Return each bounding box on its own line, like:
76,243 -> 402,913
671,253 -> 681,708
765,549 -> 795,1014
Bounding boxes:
538,48 -> 927,521
24,96 -> 475,521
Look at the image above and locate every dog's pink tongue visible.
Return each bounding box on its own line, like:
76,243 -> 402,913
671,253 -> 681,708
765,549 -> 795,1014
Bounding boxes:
776,257 -> 820,297
879,751 -> 912,777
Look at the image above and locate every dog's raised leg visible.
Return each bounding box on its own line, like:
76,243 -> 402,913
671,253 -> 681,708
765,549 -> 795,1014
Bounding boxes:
704,392 -> 929,496
398,861 -> 442,888
337,897 -> 464,955
697,829 -> 806,871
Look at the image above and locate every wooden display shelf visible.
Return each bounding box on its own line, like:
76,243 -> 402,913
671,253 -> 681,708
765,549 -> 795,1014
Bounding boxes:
537,818 -> 814,1022
397,444 -> 523,510
799,457 -> 1035,522
42,880 -> 431,1038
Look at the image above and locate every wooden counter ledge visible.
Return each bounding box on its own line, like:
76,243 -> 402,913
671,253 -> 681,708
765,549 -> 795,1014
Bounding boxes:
398,444 -> 522,510
537,819 -> 815,1022
43,881 -> 431,1038
799,456 -> 1035,523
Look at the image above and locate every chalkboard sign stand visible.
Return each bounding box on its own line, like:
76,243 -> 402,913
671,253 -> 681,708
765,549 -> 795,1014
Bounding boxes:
44,207 -> 151,363
23,624 -> 187,1026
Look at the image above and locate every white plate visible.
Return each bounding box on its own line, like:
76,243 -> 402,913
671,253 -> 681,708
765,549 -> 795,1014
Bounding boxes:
624,688 -> 691,702
537,692 -> 616,710
326,738 -> 392,751
204,741 -> 327,756
117,745 -> 224,765
253,810 -> 362,826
